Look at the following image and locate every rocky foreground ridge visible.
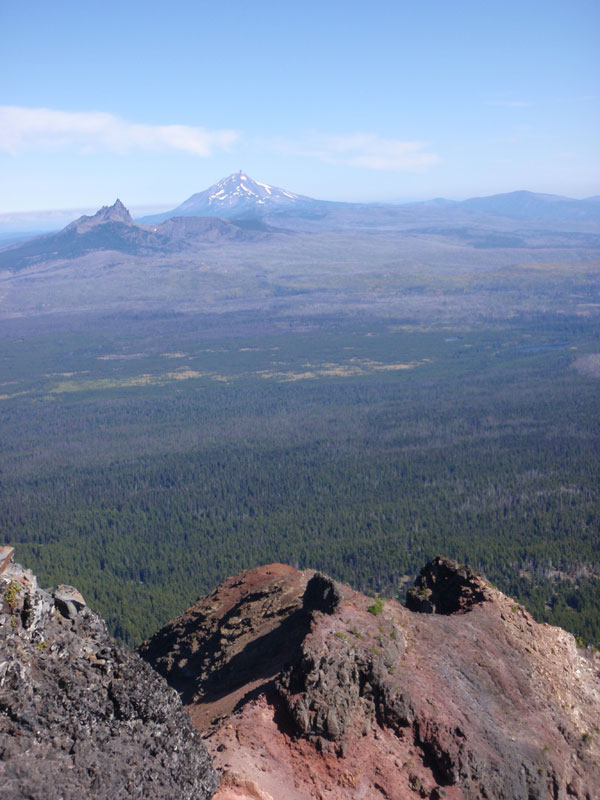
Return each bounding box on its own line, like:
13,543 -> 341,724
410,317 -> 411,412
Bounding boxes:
1,548 -> 599,800
140,559 -> 600,800
0,547 -> 218,799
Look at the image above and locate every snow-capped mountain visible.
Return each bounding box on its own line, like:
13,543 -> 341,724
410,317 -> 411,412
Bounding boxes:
179,171 -> 302,212
140,172 -> 317,223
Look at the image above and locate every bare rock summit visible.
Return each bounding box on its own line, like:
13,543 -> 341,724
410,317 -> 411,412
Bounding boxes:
65,198 -> 134,232
140,558 -> 600,800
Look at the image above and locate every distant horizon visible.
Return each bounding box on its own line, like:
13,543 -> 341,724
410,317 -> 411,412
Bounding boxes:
0,177 -> 598,223
1,1 -> 598,214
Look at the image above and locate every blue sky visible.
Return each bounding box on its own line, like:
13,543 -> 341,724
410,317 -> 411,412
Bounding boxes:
1,0 -> 598,212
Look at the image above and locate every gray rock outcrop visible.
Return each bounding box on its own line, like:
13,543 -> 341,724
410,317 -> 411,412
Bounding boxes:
0,553 -> 218,800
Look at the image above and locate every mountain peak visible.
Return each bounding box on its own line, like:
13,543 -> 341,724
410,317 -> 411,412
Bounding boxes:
139,172 -> 309,223
201,170 -> 299,207
90,198 -> 133,225
111,197 -> 130,214
67,199 -> 134,232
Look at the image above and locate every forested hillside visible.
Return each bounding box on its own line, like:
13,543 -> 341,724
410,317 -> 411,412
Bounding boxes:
1,310 -> 598,645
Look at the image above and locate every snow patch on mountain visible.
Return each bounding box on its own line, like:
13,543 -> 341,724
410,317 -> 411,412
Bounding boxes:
147,171 -> 307,221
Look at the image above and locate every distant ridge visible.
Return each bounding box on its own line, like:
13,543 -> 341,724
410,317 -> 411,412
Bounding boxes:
140,174 -> 600,226
3,182 -> 599,235
455,190 -> 600,221
2,183 -> 599,274
0,200 -> 156,271
0,199 -> 275,272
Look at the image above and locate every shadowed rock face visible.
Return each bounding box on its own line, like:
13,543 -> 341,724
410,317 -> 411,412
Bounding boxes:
303,572 -> 343,615
406,556 -> 491,614
138,563 -> 310,730
141,559 -> 600,800
0,557 -> 218,800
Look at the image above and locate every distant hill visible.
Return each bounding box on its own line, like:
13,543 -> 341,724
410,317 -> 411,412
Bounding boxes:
455,190 -> 600,222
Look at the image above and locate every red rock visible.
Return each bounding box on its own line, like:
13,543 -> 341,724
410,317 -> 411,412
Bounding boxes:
0,545 -> 14,575
140,560 -> 600,799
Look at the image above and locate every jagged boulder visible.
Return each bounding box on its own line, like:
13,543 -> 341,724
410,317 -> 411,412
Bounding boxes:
302,572 -> 343,615
406,555 -> 491,614
0,554 -> 218,800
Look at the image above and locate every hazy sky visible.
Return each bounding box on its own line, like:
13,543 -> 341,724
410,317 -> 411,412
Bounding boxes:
1,0 -> 598,212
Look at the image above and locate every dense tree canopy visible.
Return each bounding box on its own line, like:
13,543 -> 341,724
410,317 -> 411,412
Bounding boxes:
1,311 -> 598,645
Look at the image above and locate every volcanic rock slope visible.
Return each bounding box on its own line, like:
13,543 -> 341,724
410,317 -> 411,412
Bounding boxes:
0,549 -> 218,800
140,558 -> 600,800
